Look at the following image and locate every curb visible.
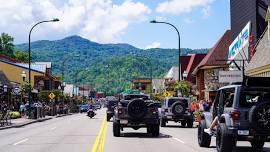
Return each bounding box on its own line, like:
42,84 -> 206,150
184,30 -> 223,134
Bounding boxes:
0,117 -> 52,130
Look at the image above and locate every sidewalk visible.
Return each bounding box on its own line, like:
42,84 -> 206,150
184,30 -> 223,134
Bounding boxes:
0,113 -> 72,130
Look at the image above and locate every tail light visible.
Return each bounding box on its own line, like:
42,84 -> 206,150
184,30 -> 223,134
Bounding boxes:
231,111 -> 241,121
118,108 -> 123,114
150,108 -> 158,114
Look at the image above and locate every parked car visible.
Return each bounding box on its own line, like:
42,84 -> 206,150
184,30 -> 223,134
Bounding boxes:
80,105 -> 90,113
198,77 -> 270,152
113,94 -> 160,137
160,97 -> 194,128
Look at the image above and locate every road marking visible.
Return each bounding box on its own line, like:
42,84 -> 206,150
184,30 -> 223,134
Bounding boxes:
13,138 -> 29,146
91,118 -> 108,152
173,137 -> 185,144
50,127 -> 57,130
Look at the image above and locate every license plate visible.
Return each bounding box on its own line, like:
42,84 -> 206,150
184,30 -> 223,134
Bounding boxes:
238,130 -> 249,135
167,116 -> 172,119
120,120 -> 128,124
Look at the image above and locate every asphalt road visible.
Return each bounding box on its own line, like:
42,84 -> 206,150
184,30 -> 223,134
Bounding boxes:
0,109 -> 269,152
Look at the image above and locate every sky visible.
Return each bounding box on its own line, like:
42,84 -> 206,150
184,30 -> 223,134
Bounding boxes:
0,0 -> 230,49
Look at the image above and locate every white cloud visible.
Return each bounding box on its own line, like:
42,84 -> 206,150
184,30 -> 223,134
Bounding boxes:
156,0 -> 214,16
0,0 -> 151,43
145,42 -> 161,49
202,5 -> 211,18
156,16 -> 167,21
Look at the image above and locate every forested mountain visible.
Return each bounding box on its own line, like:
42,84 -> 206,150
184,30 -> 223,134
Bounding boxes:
16,35 -> 208,95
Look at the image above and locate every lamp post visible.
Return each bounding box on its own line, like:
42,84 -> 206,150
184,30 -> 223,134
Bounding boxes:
21,71 -> 26,82
183,70 -> 188,80
150,20 -> 182,81
28,18 -> 59,118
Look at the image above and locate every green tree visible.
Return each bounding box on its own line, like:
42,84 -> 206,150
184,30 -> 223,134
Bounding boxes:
0,33 -> 14,56
14,50 -> 29,62
174,81 -> 191,97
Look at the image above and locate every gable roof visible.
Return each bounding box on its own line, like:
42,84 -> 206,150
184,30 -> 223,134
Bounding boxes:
193,30 -> 232,75
165,66 -> 179,80
246,27 -> 270,73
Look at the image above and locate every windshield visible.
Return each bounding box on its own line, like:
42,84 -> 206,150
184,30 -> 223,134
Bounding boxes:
239,89 -> 270,108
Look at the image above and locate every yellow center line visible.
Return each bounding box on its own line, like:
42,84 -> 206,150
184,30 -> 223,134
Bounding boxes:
91,117 -> 108,152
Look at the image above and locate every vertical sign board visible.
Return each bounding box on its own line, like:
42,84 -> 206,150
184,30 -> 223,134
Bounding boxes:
228,21 -> 251,60
219,71 -> 243,83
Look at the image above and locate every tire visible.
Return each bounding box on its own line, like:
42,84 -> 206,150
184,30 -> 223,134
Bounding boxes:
107,115 -> 111,121
250,141 -> 265,149
249,101 -> 270,131
127,99 -> 147,120
198,120 -> 211,147
113,122 -> 121,137
147,126 -> 152,134
160,118 -> 166,127
151,124 -> 160,137
216,123 -> 236,152
187,119 -> 194,128
181,120 -> 186,127
171,102 -> 186,116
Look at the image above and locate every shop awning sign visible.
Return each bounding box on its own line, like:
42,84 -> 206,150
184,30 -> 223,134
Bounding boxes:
228,21 -> 251,60
219,71 -> 243,83
49,92 -> 56,99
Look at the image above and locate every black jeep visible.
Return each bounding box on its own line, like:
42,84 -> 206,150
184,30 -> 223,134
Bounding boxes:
198,77 -> 270,152
106,96 -> 118,121
113,94 -> 160,137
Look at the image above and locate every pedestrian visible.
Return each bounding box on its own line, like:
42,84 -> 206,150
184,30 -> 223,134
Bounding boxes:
19,102 -> 26,117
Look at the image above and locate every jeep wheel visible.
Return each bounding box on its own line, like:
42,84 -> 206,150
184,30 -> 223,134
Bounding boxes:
187,119 -> 194,128
107,115 -> 111,122
171,102 -> 185,116
113,122 -> 121,137
198,120 -> 211,147
160,118 -> 166,127
250,141 -> 265,149
151,125 -> 160,137
216,123 -> 236,152
181,121 -> 186,127
249,101 -> 270,131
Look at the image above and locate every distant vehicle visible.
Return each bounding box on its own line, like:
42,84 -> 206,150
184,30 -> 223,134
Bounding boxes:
113,94 -> 160,137
87,108 -> 96,118
94,103 -> 102,109
106,97 -> 118,121
96,92 -> 104,99
80,104 -> 90,113
198,77 -> 270,152
160,97 -> 194,128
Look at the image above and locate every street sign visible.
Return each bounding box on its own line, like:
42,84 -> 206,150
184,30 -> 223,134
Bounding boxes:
163,91 -> 174,97
49,92 -> 56,99
219,71 -> 243,83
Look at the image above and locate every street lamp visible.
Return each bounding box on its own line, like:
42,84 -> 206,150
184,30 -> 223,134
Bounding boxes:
21,71 -> 26,82
28,18 -> 59,118
183,70 -> 188,80
150,20 -> 182,81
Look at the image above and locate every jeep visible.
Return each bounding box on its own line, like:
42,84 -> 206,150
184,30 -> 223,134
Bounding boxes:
113,94 -> 160,137
160,97 -> 194,128
198,77 -> 270,152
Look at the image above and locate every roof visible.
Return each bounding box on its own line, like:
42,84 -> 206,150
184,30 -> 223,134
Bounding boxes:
16,63 -> 47,73
185,54 -> 206,79
0,60 -> 45,74
165,66 -> 179,80
246,28 -> 270,71
0,71 -> 11,87
152,79 -> 165,89
192,30 -> 232,75
34,62 -> 52,68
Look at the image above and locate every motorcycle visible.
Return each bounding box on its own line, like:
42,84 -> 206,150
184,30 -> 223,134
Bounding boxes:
87,108 -> 96,118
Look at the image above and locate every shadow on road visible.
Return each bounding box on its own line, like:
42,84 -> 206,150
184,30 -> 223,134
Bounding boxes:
164,125 -> 198,129
121,132 -> 172,139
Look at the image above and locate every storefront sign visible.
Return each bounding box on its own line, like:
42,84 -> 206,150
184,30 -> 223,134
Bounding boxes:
228,21 -> 251,60
219,71 -> 243,83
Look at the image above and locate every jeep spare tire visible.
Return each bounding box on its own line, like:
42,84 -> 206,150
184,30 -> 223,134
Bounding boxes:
171,102 -> 185,116
249,101 -> 270,130
127,99 -> 147,120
